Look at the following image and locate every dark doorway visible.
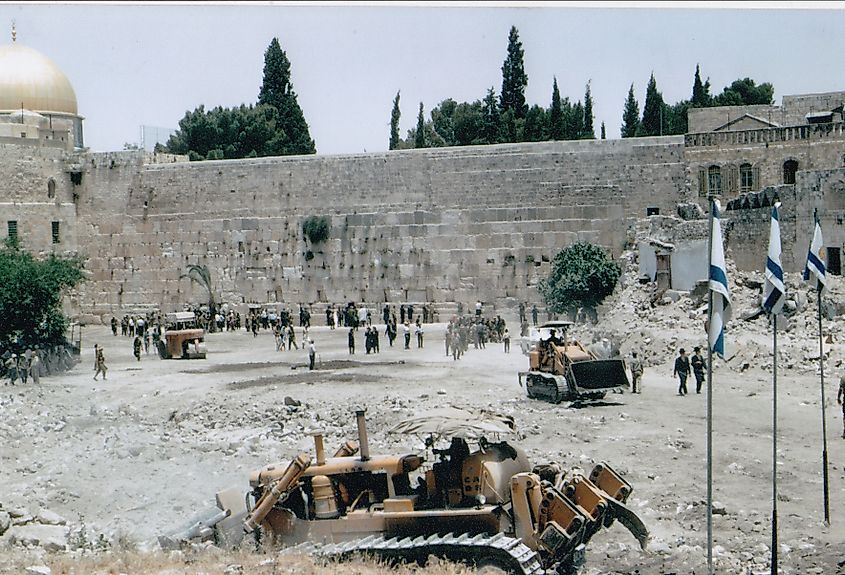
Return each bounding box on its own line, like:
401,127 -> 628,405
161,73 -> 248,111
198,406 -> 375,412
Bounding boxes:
646,207 -> 660,216
826,247 -> 841,276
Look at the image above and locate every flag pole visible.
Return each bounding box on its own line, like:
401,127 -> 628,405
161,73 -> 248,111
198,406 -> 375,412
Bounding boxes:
706,194 -> 715,575
771,312 -> 778,575
817,286 -> 830,525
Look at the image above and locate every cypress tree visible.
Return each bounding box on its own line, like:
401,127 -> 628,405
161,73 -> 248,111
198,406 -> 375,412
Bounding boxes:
691,64 -> 711,107
389,91 -> 401,150
549,77 -> 563,141
621,83 -> 640,138
482,87 -> 501,144
600,121 -> 606,140
500,26 -> 528,119
415,102 -> 427,148
582,81 -> 595,139
640,73 -> 664,137
258,37 -> 315,155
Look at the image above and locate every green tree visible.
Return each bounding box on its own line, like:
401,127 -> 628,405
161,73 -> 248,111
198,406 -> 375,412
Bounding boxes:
500,26 -> 528,119
664,100 -> 689,135
691,64 -> 711,107
621,84 -> 640,138
563,99 -> 584,140
0,244 -> 84,351
481,87 -> 501,144
538,242 -> 621,318
582,81 -> 595,139
389,91 -> 401,150
640,73 -> 665,136
415,102 -> 427,148
452,100 -> 484,145
549,77 -> 563,141
713,78 -> 774,106
523,104 -> 548,142
431,99 -> 458,146
600,121 -> 606,139
302,215 -> 331,244
258,37 -> 316,155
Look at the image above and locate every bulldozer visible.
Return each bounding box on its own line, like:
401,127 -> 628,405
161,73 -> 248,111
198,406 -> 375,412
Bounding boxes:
518,321 -> 628,404
163,408 -> 648,574
157,312 -> 207,360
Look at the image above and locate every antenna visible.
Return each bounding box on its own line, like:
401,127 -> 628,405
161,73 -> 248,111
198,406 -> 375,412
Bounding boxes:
11,20 -> 16,43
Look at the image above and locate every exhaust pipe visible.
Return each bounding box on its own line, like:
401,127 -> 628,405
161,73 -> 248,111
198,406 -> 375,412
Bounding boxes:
355,409 -> 370,461
312,431 -> 326,466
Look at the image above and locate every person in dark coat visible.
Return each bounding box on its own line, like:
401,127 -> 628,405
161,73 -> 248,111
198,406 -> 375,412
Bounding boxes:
691,346 -> 707,394
348,328 -> 356,355
673,348 -> 691,396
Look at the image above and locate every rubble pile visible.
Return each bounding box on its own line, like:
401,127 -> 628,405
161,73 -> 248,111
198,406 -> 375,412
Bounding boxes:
581,245 -> 845,375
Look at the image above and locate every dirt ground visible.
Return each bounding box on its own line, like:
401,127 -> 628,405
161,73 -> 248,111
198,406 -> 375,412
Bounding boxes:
1,305 -> 844,574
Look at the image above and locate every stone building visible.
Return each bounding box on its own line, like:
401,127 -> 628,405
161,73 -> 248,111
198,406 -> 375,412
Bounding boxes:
2,37 -> 845,322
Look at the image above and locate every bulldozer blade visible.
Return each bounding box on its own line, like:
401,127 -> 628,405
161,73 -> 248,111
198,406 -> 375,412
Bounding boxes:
568,359 -> 629,391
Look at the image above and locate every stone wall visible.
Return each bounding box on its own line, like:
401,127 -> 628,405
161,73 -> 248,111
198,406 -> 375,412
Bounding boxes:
684,124 -> 845,201
60,137 -> 685,321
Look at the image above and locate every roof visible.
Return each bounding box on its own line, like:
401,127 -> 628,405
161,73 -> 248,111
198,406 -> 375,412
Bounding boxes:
712,113 -> 779,132
539,321 -> 574,329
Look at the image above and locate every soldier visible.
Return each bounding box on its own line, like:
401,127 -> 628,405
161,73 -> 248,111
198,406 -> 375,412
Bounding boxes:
29,352 -> 41,385
531,304 -> 539,326
93,345 -> 107,380
673,348 -> 690,396
348,328 -> 356,355
691,346 -> 706,394
503,328 -> 511,353
629,351 -> 643,394
5,354 -> 18,386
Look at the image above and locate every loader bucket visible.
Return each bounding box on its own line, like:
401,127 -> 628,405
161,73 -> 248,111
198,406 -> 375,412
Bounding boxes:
568,359 -> 629,391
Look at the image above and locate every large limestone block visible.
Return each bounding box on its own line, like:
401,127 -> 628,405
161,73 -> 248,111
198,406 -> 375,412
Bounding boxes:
8,524 -> 69,551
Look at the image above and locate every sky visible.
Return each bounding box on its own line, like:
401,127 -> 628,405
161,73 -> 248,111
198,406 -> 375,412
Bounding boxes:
5,2 -> 845,154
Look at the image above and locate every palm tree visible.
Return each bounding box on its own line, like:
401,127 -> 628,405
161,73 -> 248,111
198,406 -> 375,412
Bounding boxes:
183,264 -> 217,332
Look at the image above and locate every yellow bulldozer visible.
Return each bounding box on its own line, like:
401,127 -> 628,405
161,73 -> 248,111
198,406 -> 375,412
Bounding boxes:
156,312 -> 207,360
518,321 -> 629,404
163,408 -> 648,574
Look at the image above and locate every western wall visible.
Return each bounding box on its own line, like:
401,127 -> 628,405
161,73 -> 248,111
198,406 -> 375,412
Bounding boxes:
57,136 -> 685,322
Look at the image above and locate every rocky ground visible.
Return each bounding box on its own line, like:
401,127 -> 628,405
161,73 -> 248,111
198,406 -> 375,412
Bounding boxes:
2,263 -> 845,575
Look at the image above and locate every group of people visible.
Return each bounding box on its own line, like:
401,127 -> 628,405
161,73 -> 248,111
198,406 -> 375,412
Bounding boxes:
3,349 -> 43,385
672,347 -> 708,396
444,314 -> 510,360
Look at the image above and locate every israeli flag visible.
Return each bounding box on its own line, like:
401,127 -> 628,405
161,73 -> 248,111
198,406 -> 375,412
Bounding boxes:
763,202 -> 785,314
803,219 -> 827,293
709,199 -> 732,357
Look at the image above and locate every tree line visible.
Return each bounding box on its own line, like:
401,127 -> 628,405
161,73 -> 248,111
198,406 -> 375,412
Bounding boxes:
160,38 -> 315,160
391,26 -> 774,149
159,27 -> 775,160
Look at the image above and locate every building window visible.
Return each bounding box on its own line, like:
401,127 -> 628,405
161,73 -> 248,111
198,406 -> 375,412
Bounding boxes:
783,160 -> 799,185
646,207 -> 660,216
20,132 -> 26,138
51,221 -> 60,244
740,163 -> 754,193
708,165 -> 722,195
47,178 -> 56,199
7,220 -> 17,243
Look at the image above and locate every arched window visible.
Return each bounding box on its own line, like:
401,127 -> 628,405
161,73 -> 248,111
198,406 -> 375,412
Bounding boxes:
47,178 -> 56,199
783,159 -> 799,185
708,165 -> 722,195
739,163 -> 753,193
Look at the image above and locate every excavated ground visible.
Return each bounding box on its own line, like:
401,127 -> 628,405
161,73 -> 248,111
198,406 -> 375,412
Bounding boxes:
1,271 -> 845,574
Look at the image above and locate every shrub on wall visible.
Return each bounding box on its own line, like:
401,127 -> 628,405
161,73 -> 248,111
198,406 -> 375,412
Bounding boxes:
302,216 -> 330,244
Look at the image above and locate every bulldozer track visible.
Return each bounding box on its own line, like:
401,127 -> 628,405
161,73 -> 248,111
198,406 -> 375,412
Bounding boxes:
283,531 -> 545,574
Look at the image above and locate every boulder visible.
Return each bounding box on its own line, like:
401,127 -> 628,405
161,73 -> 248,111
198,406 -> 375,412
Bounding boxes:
36,509 -> 66,526
8,524 -> 69,551
0,511 -> 10,535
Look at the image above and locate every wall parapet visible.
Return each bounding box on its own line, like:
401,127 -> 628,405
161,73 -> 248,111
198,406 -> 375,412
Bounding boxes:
685,122 -> 845,147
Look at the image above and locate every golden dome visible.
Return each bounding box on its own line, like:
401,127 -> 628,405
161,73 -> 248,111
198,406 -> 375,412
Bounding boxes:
0,42 -> 77,115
